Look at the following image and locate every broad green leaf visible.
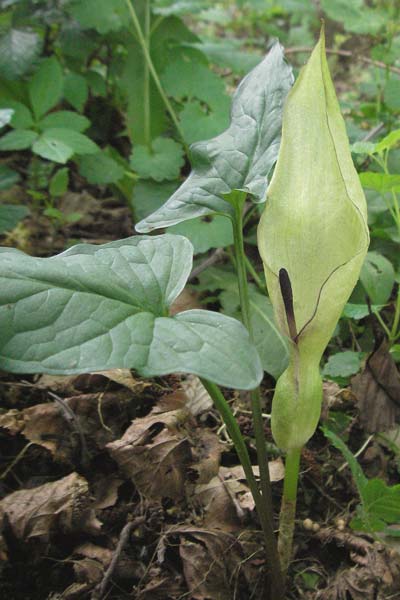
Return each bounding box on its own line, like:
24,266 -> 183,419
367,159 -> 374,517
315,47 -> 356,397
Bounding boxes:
136,43 -> 293,232
0,101 -> 33,129
323,351 -> 362,379
0,165 -> 20,190
0,235 -> 262,390
29,57 -> 64,120
32,136 -> 73,164
169,215 -> 233,254
0,129 -> 37,151
0,204 -> 29,234
38,111 -> 90,133
130,137 -> 185,182
360,251 -> 395,305
49,168 -> 69,197
0,108 -> 13,128
375,129 -> 400,154
78,152 -> 125,185
359,172 -> 400,193
0,28 -> 43,79
362,479 -> 400,524
68,0 -> 129,33
64,72 -> 89,112
152,0 -> 208,16
258,32 -> 369,451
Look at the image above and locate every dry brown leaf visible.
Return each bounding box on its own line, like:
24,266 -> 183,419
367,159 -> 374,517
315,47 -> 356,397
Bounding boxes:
107,404 -> 192,500
0,472 -> 101,544
92,477 -> 123,510
173,526 -> 243,600
352,340 -> 400,432
181,375 -> 213,416
227,457 -> 285,483
93,369 -> 151,393
170,288 -> 201,315
189,429 -> 223,484
0,390 -> 133,462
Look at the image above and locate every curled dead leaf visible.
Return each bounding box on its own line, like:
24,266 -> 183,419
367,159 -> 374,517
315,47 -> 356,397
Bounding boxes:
0,472 -> 101,546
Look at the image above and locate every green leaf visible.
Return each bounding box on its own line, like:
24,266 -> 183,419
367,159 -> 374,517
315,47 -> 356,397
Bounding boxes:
0,28 -> 43,80
187,41 -> 261,74
375,129 -> 400,154
49,168 -> 69,197
0,108 -> 13,128
120,14 -> 197,144
0,101 -> 33,129
362,479 -> 400,524
322,427 -> 368,494
323,351 -> 362,379
38,111 -> 90,133
152,0 -> 208,16
0,204 -> 29,234
130,137 -> 185,182
360,251 -> 395,304
0,235 -> 262,390
68,0 -> 129,33
350,141 -> 376,155
0,165 -> 20,190
161,58 -> 229,110
169,215 -> 233,254
359,172 -> 400,193
321,0 -> 385,34
64,72 -> 89,112
77,152 -> 125,185
179,99 -> 230,145
136,43 -> 293,232
384,79 -> 400,112
29,57 -> 64,120
0,129 -> 37,151
342,303 -> 383,319
33,129 -> 99,163
32,136 -> 73,164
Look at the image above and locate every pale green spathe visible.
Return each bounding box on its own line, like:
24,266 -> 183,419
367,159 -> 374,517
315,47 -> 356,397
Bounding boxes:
257,31 -> 369,451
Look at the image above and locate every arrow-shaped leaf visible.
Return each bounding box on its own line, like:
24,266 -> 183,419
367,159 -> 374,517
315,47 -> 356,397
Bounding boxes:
136,43 -> 293,232
0,235 -> 262,390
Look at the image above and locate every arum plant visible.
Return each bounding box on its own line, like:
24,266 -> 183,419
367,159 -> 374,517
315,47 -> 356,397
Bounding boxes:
136,42 -> 294,596
258,29 -> 369,572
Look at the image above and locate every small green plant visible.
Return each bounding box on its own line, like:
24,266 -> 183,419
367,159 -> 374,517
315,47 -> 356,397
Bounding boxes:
323,427 -> 400,535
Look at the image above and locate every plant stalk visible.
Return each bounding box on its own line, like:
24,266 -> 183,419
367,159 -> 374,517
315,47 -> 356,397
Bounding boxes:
124,0 -> 189,153
201,379 -> 285,599
231,198 -> 274,509
278,447 -> 301,575
143,0 -> 151,148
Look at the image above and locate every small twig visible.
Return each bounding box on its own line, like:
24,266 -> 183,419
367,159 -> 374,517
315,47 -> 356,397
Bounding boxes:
188,247 -> 226,281
285,46 -> 400,75
362,122 -> 385,142
92,516 -> 146,599
48,391 -> 90,467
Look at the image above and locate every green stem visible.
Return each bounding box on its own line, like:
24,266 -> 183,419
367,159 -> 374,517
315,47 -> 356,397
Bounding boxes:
244,254 -> 265,293
201,379 -> 285,599
230,194 -> 283,588
390,291 -> 400,342
143,0 -> 151,148
278,448 -> 301,575
124,0 -> 189,153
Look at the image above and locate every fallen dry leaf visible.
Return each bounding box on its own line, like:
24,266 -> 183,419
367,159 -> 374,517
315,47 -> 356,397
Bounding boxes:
181,375 -> 213,416
0,472 -> 101,545
352,340 -> 400,432
107,402 -> 192,500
